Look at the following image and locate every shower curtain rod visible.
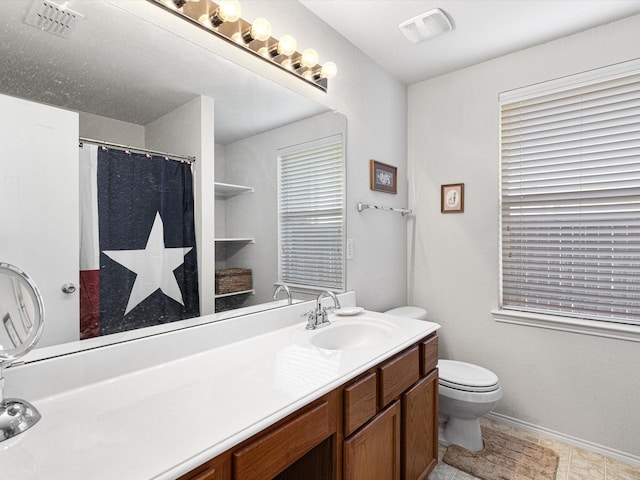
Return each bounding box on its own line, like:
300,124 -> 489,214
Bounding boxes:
79,137 -> 196,163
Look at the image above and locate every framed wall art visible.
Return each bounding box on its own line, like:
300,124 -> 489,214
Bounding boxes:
370,160 -> 397,194
441,183 -> 464,213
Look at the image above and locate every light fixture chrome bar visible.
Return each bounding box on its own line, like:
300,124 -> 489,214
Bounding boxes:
148,0 -> 335,92
79,137 -> 196,163
357,202 -> 412,216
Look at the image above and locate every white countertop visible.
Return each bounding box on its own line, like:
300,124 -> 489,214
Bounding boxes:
0,308 -> 439,479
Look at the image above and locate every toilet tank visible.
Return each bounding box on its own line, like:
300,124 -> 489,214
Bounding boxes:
383,306 -> 427,320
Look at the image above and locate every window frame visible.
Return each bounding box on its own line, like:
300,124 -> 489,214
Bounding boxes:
494,58 -> 640,342
277,134 -> 346,293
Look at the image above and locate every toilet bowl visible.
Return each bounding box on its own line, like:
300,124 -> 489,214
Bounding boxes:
384,306 -> 502,452
437,359 -> 502,451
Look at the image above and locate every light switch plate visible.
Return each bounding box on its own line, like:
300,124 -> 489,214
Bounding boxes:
346,239 -> 354,260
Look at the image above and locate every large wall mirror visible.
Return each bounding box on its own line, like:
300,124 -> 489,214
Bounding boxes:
0,0 -> 346,361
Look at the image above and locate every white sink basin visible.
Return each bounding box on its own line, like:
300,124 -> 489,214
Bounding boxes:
293,316 -> 401,350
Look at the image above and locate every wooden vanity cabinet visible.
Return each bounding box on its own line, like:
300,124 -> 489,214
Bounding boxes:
343,333 -> 439,480
178,333 -> 438,480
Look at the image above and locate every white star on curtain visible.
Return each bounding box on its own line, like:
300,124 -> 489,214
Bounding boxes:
103,212 -> 192,315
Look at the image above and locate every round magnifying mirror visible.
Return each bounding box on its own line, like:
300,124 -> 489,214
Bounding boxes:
0,262 -> 45,442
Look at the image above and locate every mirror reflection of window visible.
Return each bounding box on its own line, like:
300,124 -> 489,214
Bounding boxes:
278,135 -> 345,291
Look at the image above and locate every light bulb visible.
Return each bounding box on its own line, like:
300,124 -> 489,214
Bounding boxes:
320,61 -> 337,79
171,0 -> 200,10
210,0 -> 241,26
231,32 -> 244,44
247,18 -> 271,42
276,34 -> 297,56
300,48 -> 319,68
219,1 -> 241,21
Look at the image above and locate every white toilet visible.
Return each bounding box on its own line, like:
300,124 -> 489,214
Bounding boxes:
384,306 -> 502,452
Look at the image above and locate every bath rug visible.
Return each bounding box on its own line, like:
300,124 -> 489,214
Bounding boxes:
442,426 -> 559,480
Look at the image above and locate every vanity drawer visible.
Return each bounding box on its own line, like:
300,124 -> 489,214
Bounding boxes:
233,399 -> 333,480
344,371 -> 378,436
420,334 -> 439,376
178,453 -> 230,480
378,346 -> 420,407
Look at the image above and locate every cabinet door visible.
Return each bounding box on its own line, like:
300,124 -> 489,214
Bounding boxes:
343,401 -> 401,480
402,370 -> 439,480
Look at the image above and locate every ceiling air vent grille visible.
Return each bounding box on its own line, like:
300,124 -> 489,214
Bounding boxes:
24,0 -> 84,39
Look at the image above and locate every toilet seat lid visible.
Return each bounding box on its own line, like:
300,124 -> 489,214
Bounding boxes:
438,360 -> 499,391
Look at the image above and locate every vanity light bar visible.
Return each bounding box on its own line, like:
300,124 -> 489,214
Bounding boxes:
149,0 -> 337,92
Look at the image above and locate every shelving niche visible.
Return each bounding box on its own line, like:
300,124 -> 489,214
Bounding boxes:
214,182 -> 255,305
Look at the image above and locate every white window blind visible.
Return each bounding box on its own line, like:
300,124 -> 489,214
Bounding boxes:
278,135 -> 345,291
500,61 -> 640,326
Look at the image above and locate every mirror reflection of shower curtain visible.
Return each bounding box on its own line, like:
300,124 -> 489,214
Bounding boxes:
79,144 -> 199,339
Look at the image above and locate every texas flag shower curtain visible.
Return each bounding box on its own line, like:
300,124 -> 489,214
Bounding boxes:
79,144 -> 199,339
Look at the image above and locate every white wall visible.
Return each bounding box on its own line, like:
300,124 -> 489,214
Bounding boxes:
79,111 -> 145,146
407,15 -> 640,458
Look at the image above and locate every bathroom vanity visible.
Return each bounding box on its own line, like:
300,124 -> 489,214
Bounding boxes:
179,331 -> 439,480
0,296 -> 439,480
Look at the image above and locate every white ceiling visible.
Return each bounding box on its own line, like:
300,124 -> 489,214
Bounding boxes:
301,0 -> 640,85
2,0 -> 640,141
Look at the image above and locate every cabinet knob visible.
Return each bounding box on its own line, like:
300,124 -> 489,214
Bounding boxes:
61,283 -> 76,294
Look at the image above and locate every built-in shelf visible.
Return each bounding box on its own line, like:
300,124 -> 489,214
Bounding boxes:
214,183 -> 255,309
214,289 -> 255,299
215,237 -> 255,244
214,182 -> 254,198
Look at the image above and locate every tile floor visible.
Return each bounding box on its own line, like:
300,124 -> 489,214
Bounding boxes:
428,418 -> 640,480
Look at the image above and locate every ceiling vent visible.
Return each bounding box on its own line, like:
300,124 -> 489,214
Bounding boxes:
399,8 -> 454,44
24,0 -> 84,39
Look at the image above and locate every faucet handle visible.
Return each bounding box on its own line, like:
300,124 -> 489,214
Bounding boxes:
303,310 -> 317,330
318,306 -> 333,325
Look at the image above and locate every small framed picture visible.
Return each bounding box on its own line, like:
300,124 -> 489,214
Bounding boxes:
370,160 -> 397,194
441,183 -> 464,213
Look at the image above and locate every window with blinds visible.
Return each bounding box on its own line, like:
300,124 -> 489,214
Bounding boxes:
499,59 -> 640,326
278,135 -> 345,291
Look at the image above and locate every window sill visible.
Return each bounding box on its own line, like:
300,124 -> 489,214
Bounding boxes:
491,309 -> 640,343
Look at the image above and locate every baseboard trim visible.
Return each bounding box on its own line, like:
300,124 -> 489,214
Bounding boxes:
486,412 -> 640,468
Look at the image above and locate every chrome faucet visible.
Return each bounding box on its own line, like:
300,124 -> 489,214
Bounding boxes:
273,283 -> 292,305
304,290 -> 341,330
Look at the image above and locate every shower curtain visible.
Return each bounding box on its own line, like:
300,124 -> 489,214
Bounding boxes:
79,144 -> 199,339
